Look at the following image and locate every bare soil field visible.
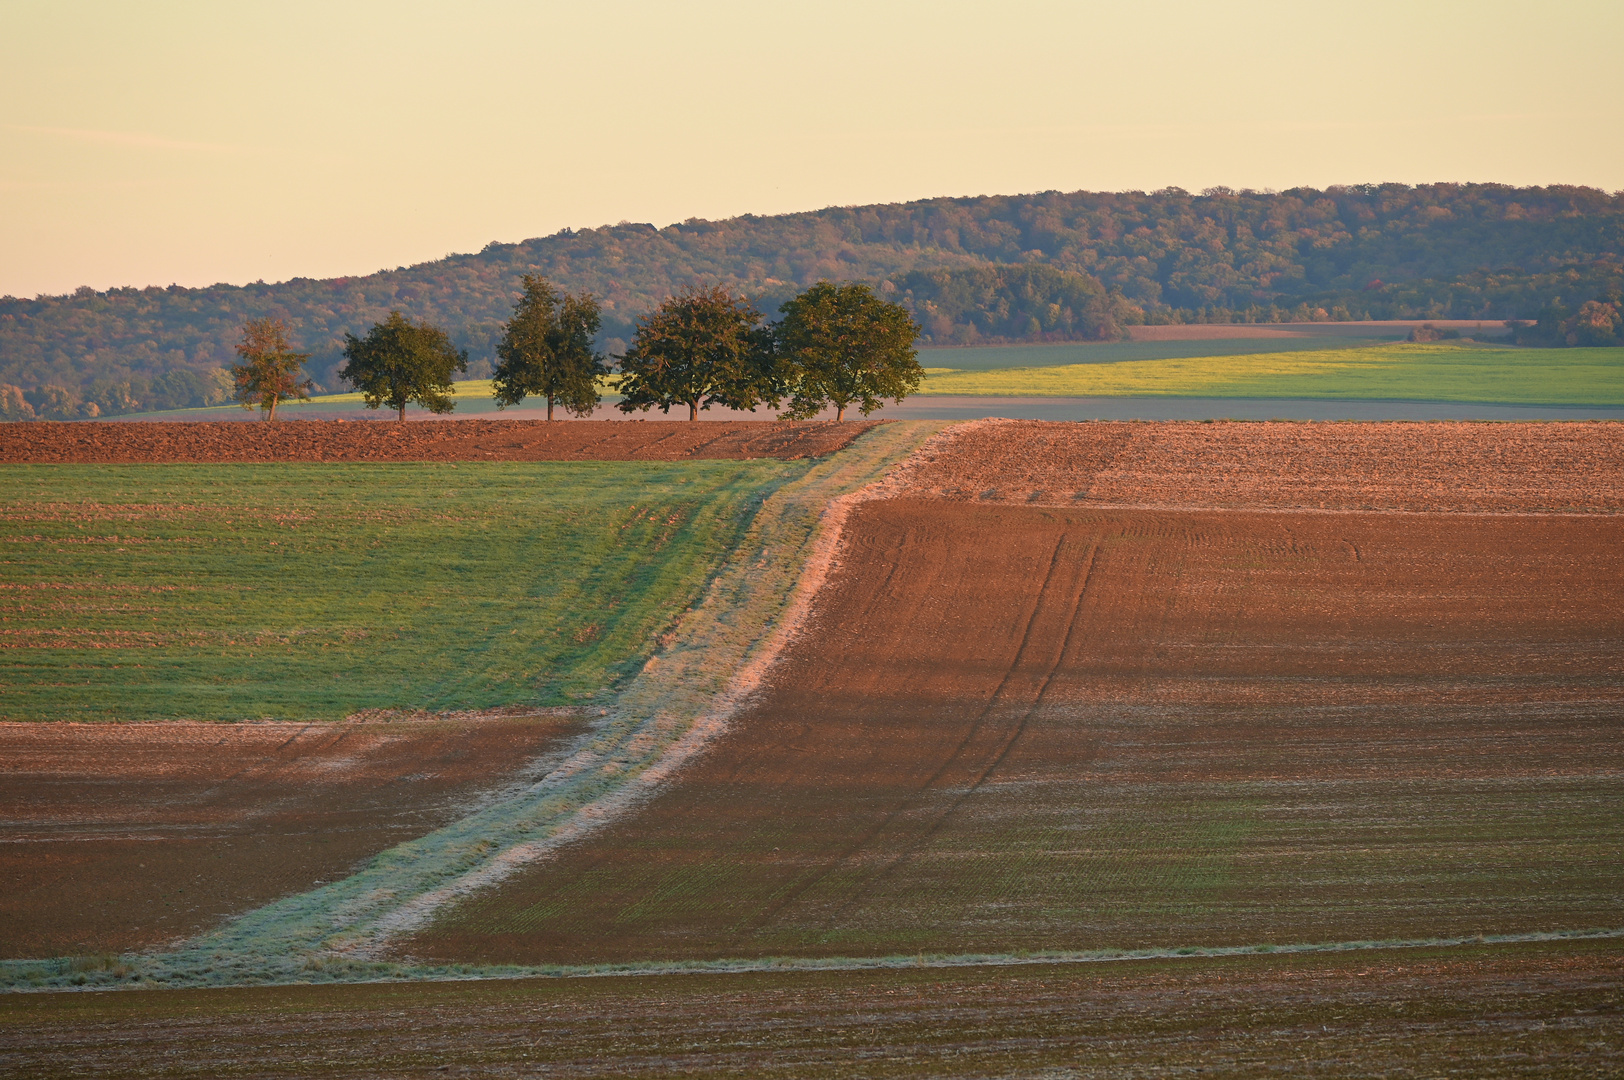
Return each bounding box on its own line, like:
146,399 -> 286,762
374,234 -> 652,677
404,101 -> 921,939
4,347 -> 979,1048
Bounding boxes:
896,419 -> 1624,512
406,496 -> 1624,965
0,419 -> 879,465
2,940 -> 1618,1078
0,711 -> 584,958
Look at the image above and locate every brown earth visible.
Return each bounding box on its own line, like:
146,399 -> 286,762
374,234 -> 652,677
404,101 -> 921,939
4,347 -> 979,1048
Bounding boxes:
0,710 -> 585,958
2,941 -> 1618,1078
0,419 -> 880,465
406,499 -> 1624,965
894,419 -> 1624,512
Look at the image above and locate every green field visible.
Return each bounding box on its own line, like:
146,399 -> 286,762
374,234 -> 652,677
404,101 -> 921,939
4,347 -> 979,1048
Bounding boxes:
916,333 -> 1400,370
124,341 -> 1624,421
921,342 -> 1624,403
139,378 -> 611,420
0,461 -> 806,721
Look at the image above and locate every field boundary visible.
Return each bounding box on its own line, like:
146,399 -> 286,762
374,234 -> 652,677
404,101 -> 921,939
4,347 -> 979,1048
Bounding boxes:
351,421 -> 947,949
5,927 -> 1618,993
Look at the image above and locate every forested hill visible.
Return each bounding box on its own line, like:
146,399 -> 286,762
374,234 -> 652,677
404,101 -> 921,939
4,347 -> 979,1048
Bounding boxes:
3,183 -> 1622,415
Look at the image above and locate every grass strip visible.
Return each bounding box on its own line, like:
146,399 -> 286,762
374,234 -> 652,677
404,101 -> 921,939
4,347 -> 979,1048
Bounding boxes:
5,927 -> 1618,993
920,342 -> 1624,404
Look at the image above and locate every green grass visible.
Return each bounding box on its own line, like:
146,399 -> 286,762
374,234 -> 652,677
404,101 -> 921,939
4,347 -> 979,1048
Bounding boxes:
141,377 -> 625,420
0,460 -> 806,721
305,377 -> 503,407
921,342 -> 1624,403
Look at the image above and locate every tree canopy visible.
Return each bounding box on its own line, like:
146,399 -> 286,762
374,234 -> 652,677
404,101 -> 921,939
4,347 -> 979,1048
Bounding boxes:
1510,292 -> 1624,347
491,275 -> 606,420
7,183 -> 1624,416
339,311 -> 467,421
616,287 -> 776,421
776,282 -> 923,421
230,317 -> 312,420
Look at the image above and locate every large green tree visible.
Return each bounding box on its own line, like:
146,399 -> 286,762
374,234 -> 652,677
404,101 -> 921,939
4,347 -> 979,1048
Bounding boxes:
616,287 -> 777,421
340,312 -> 468,422
491,275 -> 607,420
230,317 -> 312,421
775,282 -> 922,421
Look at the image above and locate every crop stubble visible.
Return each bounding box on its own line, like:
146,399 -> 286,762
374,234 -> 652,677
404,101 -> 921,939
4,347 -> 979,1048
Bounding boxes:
407,421 -> 1624,965
0,711 -> 587,959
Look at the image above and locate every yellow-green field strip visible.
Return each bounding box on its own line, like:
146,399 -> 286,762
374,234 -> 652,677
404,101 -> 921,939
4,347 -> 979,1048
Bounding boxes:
920,343 -> 1624,404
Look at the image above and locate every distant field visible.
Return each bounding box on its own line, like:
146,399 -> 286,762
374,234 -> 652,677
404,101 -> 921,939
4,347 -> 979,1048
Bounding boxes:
917,334 -> 1387,371
1,418 -> 876,464
0,461 -> 804,721
134,378 -> 584,421
922,342 -> 1624,404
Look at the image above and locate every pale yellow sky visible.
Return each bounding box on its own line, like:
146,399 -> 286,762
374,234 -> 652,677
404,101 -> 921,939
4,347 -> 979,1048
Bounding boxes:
3,0 -> 1620,297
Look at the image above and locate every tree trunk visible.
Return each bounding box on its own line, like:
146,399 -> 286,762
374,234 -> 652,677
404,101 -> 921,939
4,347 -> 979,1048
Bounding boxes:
547,395 -> 555,422
267,396 -> 278,422
689,400 -> 698,422
398,404 -> 406,423
836,402 -> 846,422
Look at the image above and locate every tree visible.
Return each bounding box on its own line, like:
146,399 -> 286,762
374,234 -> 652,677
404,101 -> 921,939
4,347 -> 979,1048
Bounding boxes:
0,384 -> 35,422
25,384 -> 96,420
775,282 -> 923,421
491,275 -> 607,420
616,287 -> 777,421
230,318 -> 312,420
1567,299 -> 1622,346
340,312 -> 467,422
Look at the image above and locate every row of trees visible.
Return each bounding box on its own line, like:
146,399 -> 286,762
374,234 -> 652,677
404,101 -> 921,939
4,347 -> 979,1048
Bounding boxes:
0,368 -> 234,421
232,278 -> 923,423
1508,295 -> 1624,347
11,184 -> 1621,412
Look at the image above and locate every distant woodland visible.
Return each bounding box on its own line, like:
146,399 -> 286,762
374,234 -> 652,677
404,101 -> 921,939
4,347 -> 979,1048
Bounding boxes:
3,183 -> 1621,416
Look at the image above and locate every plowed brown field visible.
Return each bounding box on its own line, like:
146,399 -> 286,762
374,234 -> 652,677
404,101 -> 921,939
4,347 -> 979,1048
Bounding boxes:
896,419 -> 1624,512
406,421 -> 1624,967
3,941 -> 1619,1078
0,419 -> 879,464
0,711 -> 584,958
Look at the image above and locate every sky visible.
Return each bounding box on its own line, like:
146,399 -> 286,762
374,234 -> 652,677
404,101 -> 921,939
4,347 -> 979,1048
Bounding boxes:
3,0 -> 1621,298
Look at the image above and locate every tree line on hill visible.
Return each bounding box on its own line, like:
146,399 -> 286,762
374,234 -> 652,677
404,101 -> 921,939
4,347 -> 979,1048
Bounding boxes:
2,183 -> 1621,418
221,278 -> 922,425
